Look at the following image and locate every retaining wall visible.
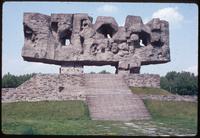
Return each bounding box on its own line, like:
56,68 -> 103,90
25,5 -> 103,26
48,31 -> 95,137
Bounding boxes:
124,74 -> 160,88
2,73 -> 160,103
2,74 -> 86,103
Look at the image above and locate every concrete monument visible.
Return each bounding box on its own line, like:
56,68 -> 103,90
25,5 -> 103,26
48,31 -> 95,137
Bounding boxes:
22,13 -> 170,75
4,13 -> 170,121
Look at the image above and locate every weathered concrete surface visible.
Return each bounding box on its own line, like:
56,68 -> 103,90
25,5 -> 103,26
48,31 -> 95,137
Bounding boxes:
22,13 -> 170,73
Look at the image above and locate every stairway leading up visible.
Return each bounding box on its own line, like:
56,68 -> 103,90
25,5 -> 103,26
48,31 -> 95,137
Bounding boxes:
85,74 -> 150,121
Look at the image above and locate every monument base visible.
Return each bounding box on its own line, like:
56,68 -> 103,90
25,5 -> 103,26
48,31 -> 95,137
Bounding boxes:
2,73 -> 160,121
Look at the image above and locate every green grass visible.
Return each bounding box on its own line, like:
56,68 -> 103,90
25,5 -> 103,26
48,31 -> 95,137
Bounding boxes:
2,100 -> 197,135
2,101 -> 90,121
144,100 -> 198,134
1,101 -> 143,135
2,101 -> 89,135
130,87 -> 172,95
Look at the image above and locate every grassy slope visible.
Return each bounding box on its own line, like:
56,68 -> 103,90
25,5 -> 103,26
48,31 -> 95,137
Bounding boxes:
2,100 -> 197,135
2,101 -> 89,135
2,101 -> 142,135
144,100 -> 198,134
2,101 -> 89,121
130,87 -> 172,95
130,87 -> 197,134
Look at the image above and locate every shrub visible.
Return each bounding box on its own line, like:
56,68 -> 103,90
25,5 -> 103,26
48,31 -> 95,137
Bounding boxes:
160,71 -> 198,95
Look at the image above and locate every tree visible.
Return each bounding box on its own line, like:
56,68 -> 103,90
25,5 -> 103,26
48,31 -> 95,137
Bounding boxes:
160,71 -> 198,95
89,72 -> 96,74
99,70 -> 111,74
2,73 -> 36,88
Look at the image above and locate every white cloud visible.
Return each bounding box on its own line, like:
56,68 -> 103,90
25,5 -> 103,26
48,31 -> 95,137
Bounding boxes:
183,65 -> 198,75
97,4 -> 118,14
152,7 -> 184,26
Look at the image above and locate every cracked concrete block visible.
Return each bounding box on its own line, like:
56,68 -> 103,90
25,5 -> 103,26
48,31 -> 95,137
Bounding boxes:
22,13 -> 170,74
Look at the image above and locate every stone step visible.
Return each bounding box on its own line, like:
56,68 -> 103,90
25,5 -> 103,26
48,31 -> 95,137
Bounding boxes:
86,97 -> 149,121
2,74 -> 151,121
85,74 -> 150,121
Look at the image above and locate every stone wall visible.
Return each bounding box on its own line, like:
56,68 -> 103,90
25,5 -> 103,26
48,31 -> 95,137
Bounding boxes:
123,74 -> 160,88
2,73 -> 197,103
2,74 -> 86,103
2,73 -> 161,103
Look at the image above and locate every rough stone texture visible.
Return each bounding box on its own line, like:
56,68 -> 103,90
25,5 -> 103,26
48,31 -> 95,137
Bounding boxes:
1,73 -> 161,103
85,74 -> 150,121
1,74 -> 151,121
22,13 -> 170,74
2,74 -> 86,103
2,86 -> 197,103
123,74 -> 160,88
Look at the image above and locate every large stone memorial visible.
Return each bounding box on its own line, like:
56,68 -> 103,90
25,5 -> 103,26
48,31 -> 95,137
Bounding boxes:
22,13 -> 170,75
2,13 -> 170,121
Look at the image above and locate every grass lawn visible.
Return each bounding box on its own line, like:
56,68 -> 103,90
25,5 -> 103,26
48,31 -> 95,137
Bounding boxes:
2,100 -> 197,135
1,101 -> 143,135
144,100 -> 198,134
130,87 -> 172,95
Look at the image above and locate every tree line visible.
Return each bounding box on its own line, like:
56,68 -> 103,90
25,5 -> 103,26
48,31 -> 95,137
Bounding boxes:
2,72 -> 36,88
160,71 -> 198,95
90,70 -> 111,74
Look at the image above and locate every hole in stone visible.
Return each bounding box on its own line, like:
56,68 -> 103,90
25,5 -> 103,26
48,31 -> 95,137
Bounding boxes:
84,65 -> 116,74
80,37 -> 85,53
81,19 -> 89,31
24,25 -> 33,40
59,29 -> 72,46
51,22 -> 58,32
59,86 -> 64,92
80,37 -> 84,45
97,24 -> 116,38
130,67 -> 140,74
139,31 -> 150,46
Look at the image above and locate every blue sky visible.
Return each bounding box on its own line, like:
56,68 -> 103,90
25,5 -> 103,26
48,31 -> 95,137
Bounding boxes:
2,2 -> 198,76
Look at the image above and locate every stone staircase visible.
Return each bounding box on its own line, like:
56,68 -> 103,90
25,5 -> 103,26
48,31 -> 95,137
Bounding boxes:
85,74 -> 150,121
2,73 -> 151,121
